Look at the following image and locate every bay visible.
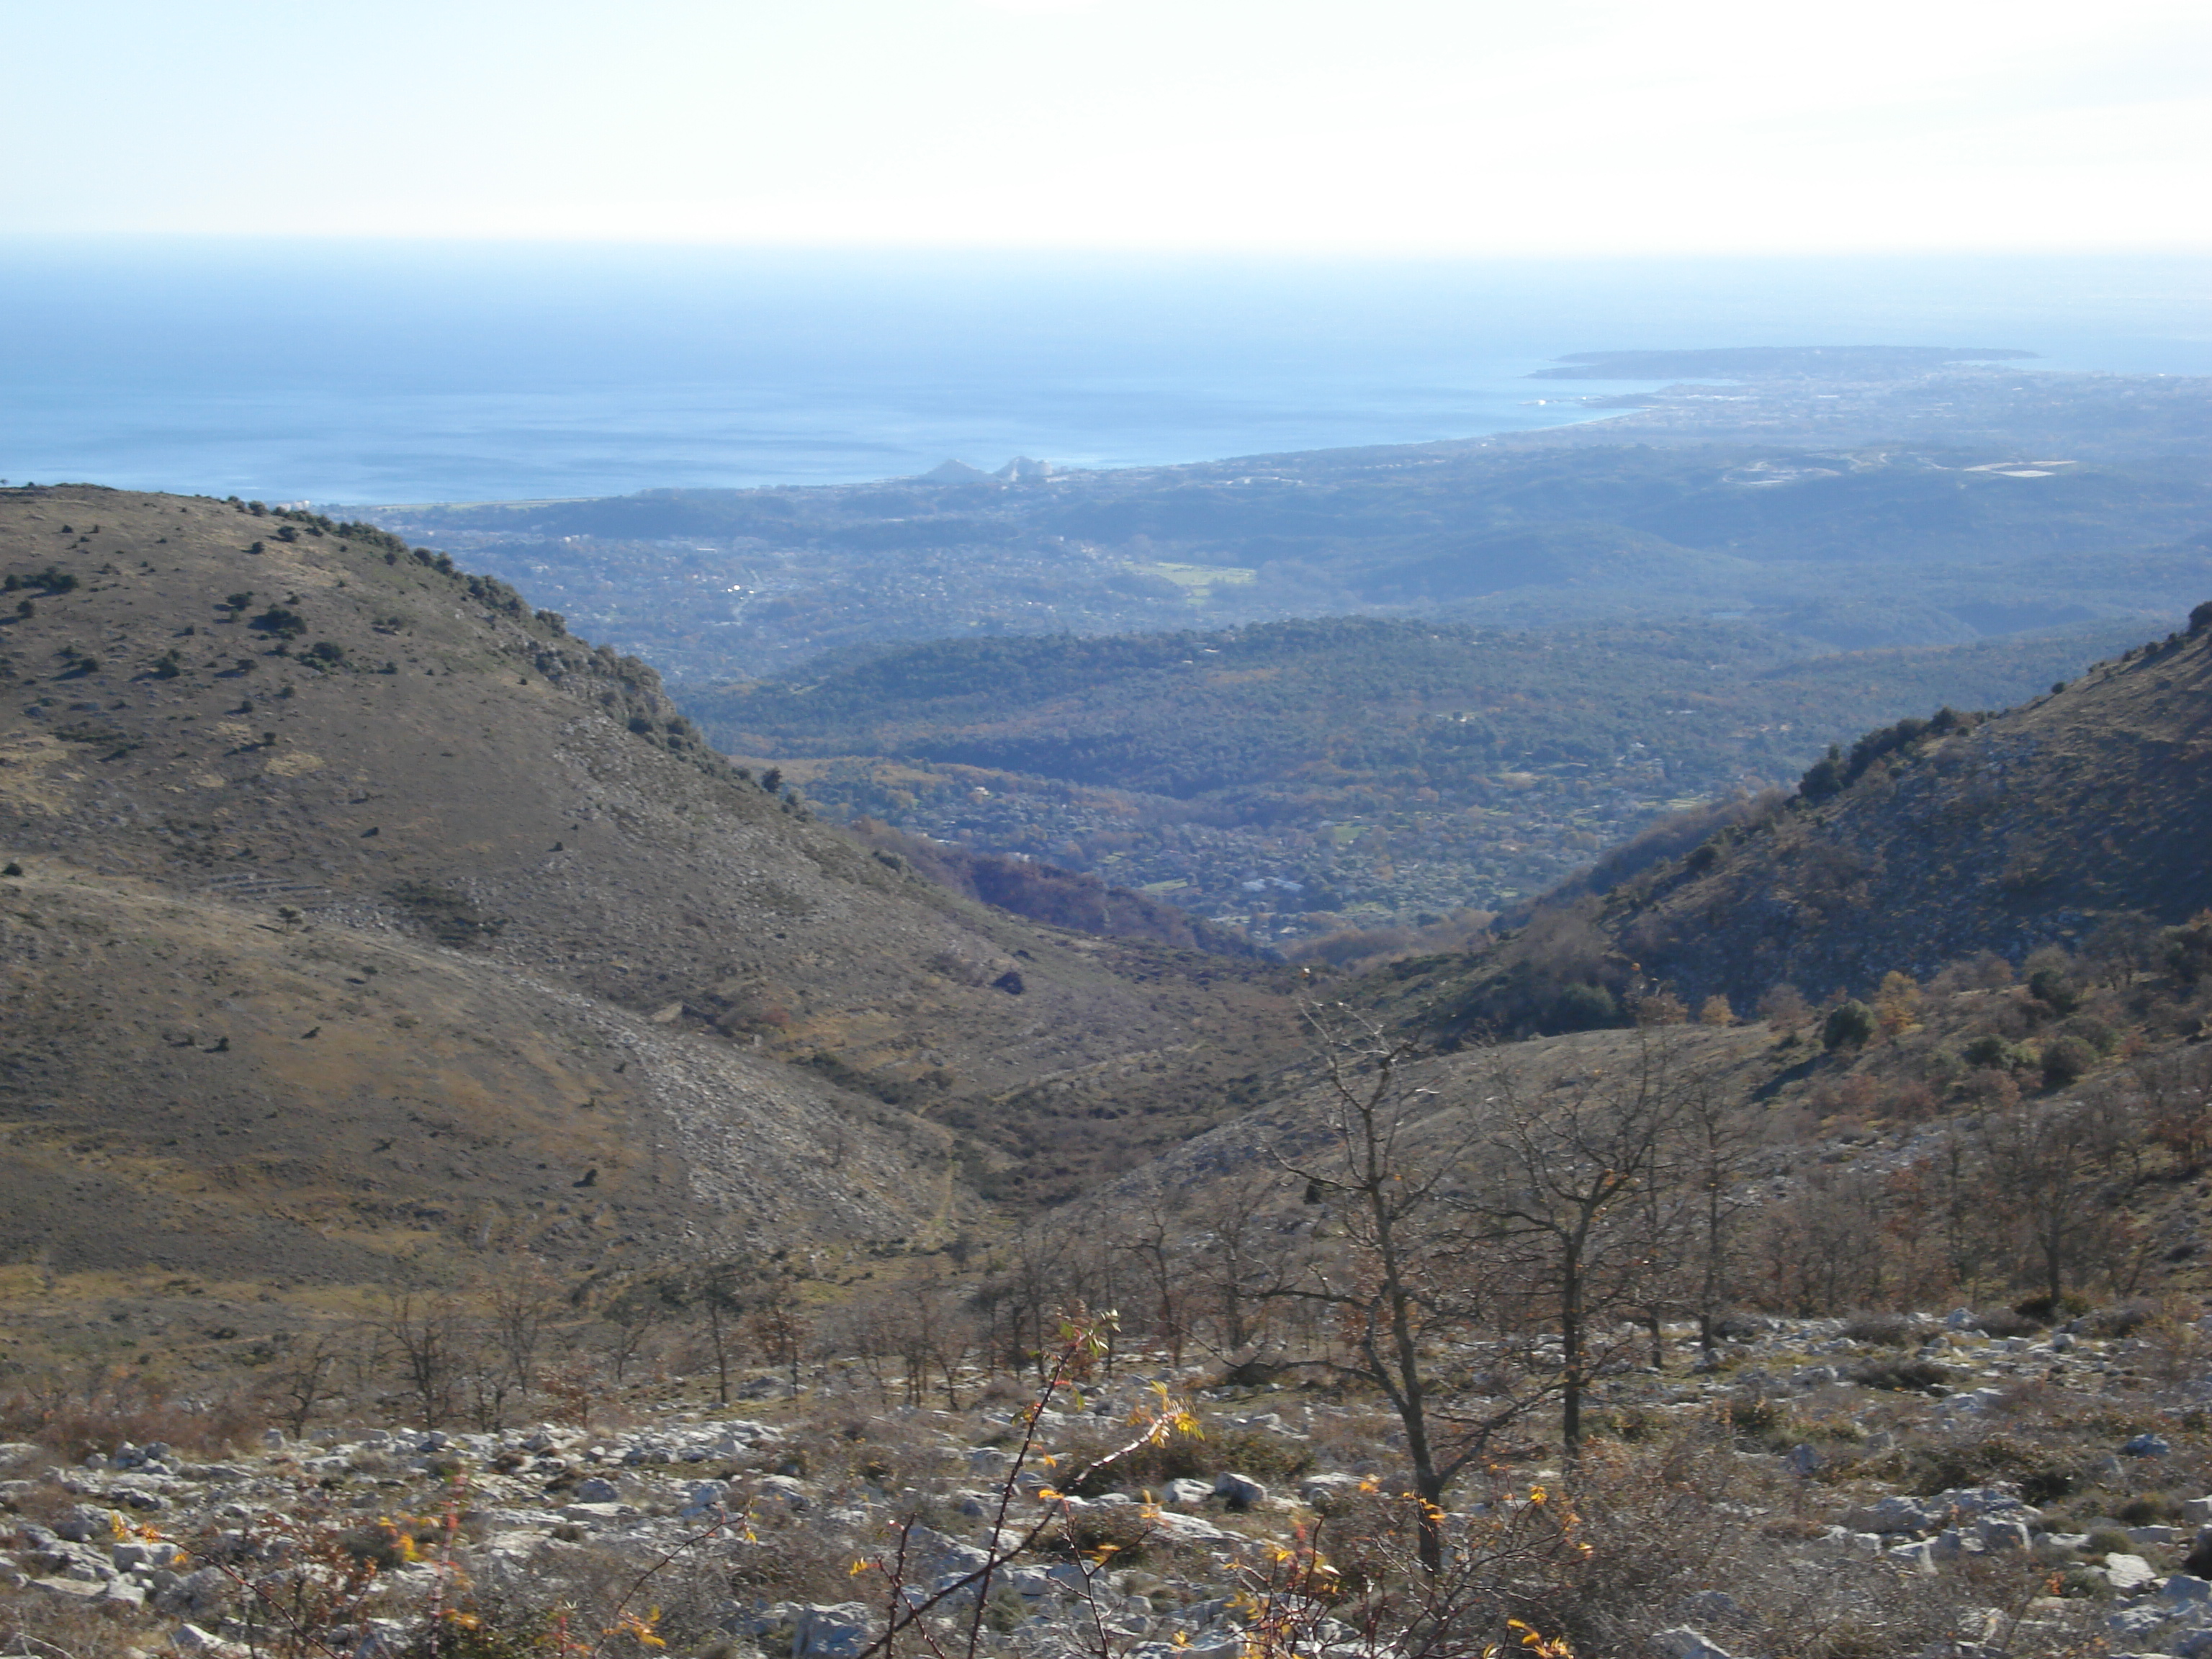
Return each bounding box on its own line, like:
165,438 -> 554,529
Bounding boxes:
1,240 -> 2206,505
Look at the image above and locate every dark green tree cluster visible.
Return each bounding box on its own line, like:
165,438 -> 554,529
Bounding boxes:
1797,706 -> 1982,802
2,565 -> 79,595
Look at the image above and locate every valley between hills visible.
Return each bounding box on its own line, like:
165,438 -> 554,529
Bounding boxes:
5,358 -> 2212,1659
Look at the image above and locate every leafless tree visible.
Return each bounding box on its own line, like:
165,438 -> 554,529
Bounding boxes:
1679,1066 -> 1766,1359
668,1261 -> 752,1405
1758,1164 -> 1889,1315
486,1259 -> 565,1412
271,1331 -> 343,1439
595,1272 -> 679,1385
1110,1186 -> 1193,1366
1461,1030 -> 1691,1457
1974,1095 -> 2143,1307
1270,1002 -> 1532,1572
1190,1169 -> 1294,1362
380,1289 -> 463,1430
745,1265 -> 812,1399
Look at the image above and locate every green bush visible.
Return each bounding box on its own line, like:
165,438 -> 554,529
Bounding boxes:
251,606 -> 305,639
2165,917 -> 2212,984
2,565 -> 77,595
2028,965 -> 2081,1013
2116,1494 -> 2182,1526
1963,1033 -> 2020,1069
2063,1015 -> 2118,1055
1822,1000 -> 1875,1051
1973,1307 -> 2045,1338
2020,1465 -> 2080,1506
1898,1431 -> 2072,1496
1548,981 -> 1620,1033
1042,1501 -> 1156,1561
1725,1395 -> 1795,1450
1062,1424 -> 1310,1497
2041,1034 -> 2098,1087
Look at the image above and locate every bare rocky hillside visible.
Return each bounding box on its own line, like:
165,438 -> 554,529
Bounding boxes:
0,486 -> 1304,1320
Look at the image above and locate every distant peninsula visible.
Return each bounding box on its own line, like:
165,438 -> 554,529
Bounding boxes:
1530,344 -> 2038,379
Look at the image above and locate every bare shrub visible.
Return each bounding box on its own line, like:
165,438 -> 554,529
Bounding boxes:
1756,982 -> 1813,1028
0,1368 -> 269,1460
1930,951 -> 2016,994
0,1579 -> 167,1659
1846,1357 -> 1951,1393
1840,1312 -> 1925,1347
1971,1306 -> 2045,1339
2080,1299 -> 2160,1339
1058,1421 -> 1312,1497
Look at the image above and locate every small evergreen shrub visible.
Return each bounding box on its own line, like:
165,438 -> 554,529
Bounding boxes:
2028,965 -> 2080,1013
1822,1000 -> 1875,1050
1963,1033 -> 2020,1069
2041,1034 -> 2097,1087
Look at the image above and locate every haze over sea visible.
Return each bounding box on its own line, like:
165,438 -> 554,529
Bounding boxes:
3,242 -> 2208,508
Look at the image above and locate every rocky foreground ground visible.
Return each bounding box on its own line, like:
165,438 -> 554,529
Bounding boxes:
14,1307 -> 2212,1658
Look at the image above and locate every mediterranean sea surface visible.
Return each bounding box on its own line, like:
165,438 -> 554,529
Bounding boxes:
1,241 -> 2207,505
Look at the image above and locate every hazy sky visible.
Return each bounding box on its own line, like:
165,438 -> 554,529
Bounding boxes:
5,0 -> 2207,254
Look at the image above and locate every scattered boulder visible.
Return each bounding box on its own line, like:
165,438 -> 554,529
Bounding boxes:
114,1538 -> 186,1571
757,1474 -> 814,1512
1147,1511 -> 1231,1544
1845,1495 -> 1935,1534
679,1480 -> 734,1517
793,1603 -> 874,1659
1213,1472 -> 1267,1511
53,1504 -> 125,1543
2105,1552 -> 2159,1591
1889,1540 -> 1939,1574
1676,1591 -> 1745,1624
2108,1602 -> 2175,1644
1652,1628 -> 1735,1659
1298,1471 -> 1367,1511
29,1577 -> 109,1604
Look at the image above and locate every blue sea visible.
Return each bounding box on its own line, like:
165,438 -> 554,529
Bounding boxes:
1,241 -> 2208,506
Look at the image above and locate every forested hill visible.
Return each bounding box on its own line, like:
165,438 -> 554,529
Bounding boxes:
691,616 -> 2150,801
1411,606 -> 2212,1036
679,614 -> 2152,932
